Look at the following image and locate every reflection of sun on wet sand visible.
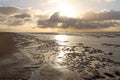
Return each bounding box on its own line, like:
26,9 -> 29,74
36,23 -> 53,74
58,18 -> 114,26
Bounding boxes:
0,33 -> 120,80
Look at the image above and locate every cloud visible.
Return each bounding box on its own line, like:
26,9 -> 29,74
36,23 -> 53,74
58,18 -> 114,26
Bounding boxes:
37,11 -> 120,29
90,0 -> 116,3
0,6 -> 20,15
13,13 -> 31,19
81,10 -> 120,21
5,18 -> 25,26
0,6 -> 120,31
89,0 -> 117,3
0,6 -> 38,15
0,6 -> 36,27
104,0 -> 116,2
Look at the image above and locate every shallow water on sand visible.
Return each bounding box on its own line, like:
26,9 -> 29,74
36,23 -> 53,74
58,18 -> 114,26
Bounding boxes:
0,32 -> 120,80
30,32 -> 120,61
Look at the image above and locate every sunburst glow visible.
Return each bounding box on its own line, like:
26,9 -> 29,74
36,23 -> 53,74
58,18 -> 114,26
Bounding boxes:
58,2 -> 78,18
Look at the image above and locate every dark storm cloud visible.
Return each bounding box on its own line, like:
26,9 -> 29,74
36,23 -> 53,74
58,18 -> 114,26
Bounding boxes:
37,11 -> 120,29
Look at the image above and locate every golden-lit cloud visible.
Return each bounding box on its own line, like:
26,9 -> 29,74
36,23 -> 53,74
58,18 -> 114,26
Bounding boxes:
0,6 -> 120,32
37,11 -> 120,29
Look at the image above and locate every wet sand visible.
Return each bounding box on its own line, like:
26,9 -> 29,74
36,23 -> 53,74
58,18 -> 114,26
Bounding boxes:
0,32 -> 120,80
0,33 -> 31,80
0,32 -> 16,59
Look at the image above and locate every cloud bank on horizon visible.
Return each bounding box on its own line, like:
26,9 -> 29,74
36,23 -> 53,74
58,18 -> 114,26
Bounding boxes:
0,0 -> 120,32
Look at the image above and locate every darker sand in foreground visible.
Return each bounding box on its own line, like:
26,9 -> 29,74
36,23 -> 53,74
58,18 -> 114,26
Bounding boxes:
0,33 -> 16,59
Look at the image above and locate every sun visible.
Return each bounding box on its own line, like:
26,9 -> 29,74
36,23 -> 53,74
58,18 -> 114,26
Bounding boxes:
58,3 -> 77,18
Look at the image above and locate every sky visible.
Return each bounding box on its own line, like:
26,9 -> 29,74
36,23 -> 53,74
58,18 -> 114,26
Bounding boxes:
0,0 -> 120,32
